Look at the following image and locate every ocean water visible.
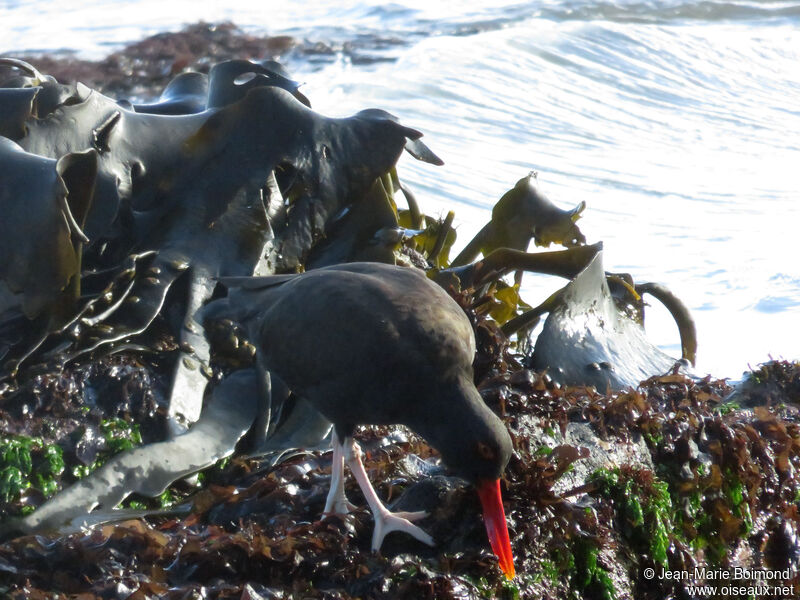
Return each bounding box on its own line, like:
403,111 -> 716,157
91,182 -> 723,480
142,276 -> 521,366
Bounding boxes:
2,0 -> 798,379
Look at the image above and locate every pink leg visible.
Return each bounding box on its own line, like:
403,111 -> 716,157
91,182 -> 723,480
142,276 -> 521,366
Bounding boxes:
343,436 -> 434,552
323,430 -> 356,516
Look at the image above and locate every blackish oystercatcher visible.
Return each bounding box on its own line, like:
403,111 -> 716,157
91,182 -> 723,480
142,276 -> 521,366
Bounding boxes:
200,262 -> 515,579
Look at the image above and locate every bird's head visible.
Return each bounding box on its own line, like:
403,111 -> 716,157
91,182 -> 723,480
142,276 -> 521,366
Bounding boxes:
411,378 -> 515,579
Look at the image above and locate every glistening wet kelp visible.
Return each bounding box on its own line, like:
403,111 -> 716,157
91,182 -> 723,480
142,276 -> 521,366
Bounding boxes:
1,54 -> 444,446
0,139 -> 96,324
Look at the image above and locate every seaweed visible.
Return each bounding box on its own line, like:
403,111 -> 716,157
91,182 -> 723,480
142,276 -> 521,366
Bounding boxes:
451,172 -> 586,270
0,435 -> 63,511
0,139 -> 97,321
529,250 -> 679,390
131,71 -> 208,115
1,359 -> 799,597
1,57 -> 442,442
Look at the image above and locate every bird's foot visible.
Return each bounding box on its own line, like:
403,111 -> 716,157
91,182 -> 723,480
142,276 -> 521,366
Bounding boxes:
371,507 -> 433,552
341,435 -> 435,551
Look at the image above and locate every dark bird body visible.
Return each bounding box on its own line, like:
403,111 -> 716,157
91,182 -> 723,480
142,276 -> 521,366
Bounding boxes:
201,262 -> 515,578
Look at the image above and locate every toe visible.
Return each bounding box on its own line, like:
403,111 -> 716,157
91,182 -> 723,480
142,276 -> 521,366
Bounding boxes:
371,511 -> 435,551
393,510 -> 428,522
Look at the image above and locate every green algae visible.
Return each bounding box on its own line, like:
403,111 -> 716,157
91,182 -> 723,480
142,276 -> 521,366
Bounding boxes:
591,468 -> 673,570
0,435 -> 64,513
100,417 -> 142,454
571,542 -> 617,600
69,418 -> 142,482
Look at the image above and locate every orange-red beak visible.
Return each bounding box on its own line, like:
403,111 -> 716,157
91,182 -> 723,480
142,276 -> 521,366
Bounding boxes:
476,478 -> 515,579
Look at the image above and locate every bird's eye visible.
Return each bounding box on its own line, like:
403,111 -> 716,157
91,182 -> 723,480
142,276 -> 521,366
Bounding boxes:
476,441 -> 495,461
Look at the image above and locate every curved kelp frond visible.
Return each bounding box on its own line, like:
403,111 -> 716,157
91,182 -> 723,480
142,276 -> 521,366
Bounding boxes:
0,58 -> 46,86
305,176 -> 402,269
5,63 -> 441,435
131,71 -> 208,115
529,250 -> 681,390
452,172 -> 586,269
0,139 -> 97,320
0,88 -> 38,139
206,58 -> 309,109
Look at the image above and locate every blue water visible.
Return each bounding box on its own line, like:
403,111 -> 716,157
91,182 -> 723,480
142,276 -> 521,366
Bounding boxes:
2,0 -> 799,378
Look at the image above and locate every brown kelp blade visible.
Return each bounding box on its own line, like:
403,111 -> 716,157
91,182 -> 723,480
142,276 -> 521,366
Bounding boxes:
476,478 -> 515,579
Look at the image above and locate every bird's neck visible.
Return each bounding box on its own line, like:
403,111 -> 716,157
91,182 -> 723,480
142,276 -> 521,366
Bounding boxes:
406,377 -> 502,474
